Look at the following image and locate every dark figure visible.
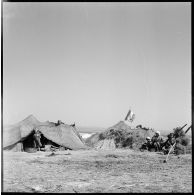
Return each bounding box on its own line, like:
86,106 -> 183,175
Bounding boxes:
174,139 -> 186,155
70,122 -> 75,127
162,133 -> 175,154
151,131 -> 164,151
142,127 -> 149,130
33,128 -> 42,151
140,137 -> 152,151
55,120 -> 64,126
136,125 -> 142,129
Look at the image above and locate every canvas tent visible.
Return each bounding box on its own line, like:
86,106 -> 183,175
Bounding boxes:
3,115 -> 87,151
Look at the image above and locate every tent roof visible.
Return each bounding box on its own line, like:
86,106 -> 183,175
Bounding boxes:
3,115 -> 41,147
38,124 -> 87,150
3,115 -> 87,150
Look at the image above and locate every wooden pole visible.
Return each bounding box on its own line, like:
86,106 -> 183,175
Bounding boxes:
125,109 -> 131,121
164,142 -> 176,163
185,125 -> 192,134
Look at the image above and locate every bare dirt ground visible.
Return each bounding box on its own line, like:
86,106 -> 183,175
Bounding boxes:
3,149 -> 192,193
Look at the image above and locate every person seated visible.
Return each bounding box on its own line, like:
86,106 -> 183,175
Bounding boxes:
140,137 -> 152,151
161,133 -> 175,154
151,131 -> 164,152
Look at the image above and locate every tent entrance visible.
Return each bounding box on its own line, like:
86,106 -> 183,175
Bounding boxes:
22,131 -> 61,151
41,136 -> 72,150
41,135 -> 61,148
22,131 -> 36,152
22,132 -> 71,151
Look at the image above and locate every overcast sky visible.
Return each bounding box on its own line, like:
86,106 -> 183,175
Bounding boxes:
3,2 -> 191,131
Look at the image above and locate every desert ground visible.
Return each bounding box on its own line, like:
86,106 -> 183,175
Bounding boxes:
3,149 -> 192,193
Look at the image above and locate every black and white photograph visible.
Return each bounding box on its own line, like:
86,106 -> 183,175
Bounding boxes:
2,2 -> 192,193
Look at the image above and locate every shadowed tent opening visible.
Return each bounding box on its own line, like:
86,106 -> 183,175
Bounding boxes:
22,132 -> 70,152
22,131 -> 35,150
40,135 -> 60,148
3,130 -> 67,152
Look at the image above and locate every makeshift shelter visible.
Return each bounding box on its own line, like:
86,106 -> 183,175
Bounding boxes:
3,115 -> 87,152
86,121 -> 155,150
94,139 -> 116,150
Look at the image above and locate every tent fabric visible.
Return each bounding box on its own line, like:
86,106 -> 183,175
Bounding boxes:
3,115 -> 41,148
4,143 -> 24,152
3,115 -> 87,150
38,125 -> 87,150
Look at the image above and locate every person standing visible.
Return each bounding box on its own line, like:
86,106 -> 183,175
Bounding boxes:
33,128 -> 42,151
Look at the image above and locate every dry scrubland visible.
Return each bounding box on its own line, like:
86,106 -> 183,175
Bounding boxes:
3,149 -> 192,193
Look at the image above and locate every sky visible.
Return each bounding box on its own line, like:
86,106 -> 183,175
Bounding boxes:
3,2 -> 191,131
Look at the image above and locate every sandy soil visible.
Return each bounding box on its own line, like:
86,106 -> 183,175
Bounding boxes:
3,149 -> 192,193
